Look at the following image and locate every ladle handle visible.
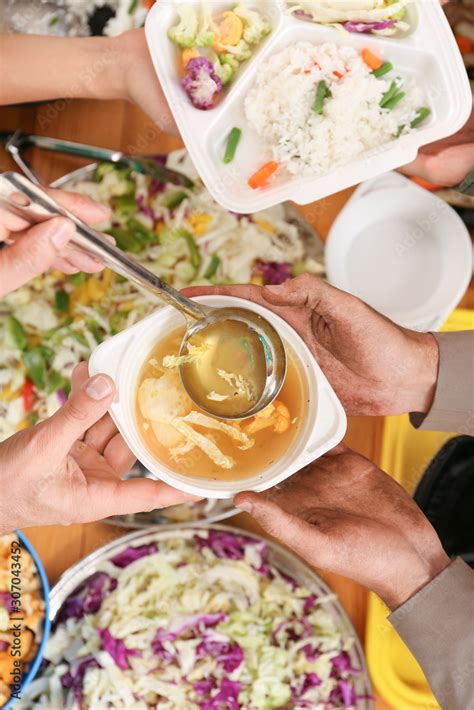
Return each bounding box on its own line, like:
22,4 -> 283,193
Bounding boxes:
0,172 -> 207,321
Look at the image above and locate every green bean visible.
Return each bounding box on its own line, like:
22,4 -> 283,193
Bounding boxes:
410,107 -> 431,128
373,62 -> 393,78
380,80 -> 398,107
313,80 -> 329,114
224,128 -> 242,164
383,91 -> 406,110
6,316 -> 27,350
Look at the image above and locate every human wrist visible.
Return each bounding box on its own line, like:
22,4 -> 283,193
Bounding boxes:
381,546 -> 451,612
401,331 -> 439,415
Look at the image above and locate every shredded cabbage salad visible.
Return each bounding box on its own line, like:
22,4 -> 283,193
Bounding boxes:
0,149 -> 324,443
19,530 -> 368,709
287,0 -> 413,36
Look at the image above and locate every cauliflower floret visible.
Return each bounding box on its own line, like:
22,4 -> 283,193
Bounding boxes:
182,57 -> 222,110
168,5 -> 199,48
244,401 -> 290,436
233,4 -> 272,45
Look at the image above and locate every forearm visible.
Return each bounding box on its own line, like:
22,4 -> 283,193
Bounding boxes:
0,34 -> 124,106
389,559 -> 474,710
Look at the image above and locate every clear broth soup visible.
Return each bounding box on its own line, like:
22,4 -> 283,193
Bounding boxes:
136,326 -> 307,482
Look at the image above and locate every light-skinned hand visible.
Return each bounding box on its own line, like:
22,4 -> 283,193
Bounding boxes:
0,363 -> 197,533
184,275 -> 440,417
0,189 -> 111,297
235,446 -> 450,611
399,107 -> 474,186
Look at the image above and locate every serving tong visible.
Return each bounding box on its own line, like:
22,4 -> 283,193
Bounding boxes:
0,172 -> 286,419
0,130 -> 194,188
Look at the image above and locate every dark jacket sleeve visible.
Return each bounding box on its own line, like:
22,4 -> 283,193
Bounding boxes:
389,558 -> 474,710
410,332 -> 474,435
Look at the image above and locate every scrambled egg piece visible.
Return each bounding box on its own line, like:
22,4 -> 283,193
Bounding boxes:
244,401 -> 290,436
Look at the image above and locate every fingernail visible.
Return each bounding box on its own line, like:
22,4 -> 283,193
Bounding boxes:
84,375 -> 113,401
236,501 -> 253,514
50,219 -> 75,249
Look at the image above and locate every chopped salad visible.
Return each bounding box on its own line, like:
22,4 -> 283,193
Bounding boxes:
0,149 -> 324,443
18,530 -> 367,709
287,0 -> 414,37
168,3 -> 272,109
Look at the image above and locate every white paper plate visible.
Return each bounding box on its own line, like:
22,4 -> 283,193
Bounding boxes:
325,172 -> 473,331
145,0 -> 471,213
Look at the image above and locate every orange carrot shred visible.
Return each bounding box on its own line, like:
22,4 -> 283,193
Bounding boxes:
248,161 -> 279,190
456,34 -> 473,55
361,48 -> 383,71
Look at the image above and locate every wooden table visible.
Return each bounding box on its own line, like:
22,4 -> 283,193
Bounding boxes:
2,97 -> 472,710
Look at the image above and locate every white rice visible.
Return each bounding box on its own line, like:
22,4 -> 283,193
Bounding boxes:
245,41 -> 427,177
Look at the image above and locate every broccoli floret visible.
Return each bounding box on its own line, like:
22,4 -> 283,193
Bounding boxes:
219,39 -> 252,62
233,4 -> 272,45
168,5 -> 199,48
195,4 -> 215,47
213,59 -> 234,86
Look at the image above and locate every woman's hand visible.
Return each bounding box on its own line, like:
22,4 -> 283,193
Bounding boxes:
184,275 -> 439,417
0,189 -> 110,297
235,446 -> 450,611
0,363 -> 196,533
115,29 -> 177,134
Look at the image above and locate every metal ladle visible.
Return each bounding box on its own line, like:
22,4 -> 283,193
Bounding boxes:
0,172 -> 286,419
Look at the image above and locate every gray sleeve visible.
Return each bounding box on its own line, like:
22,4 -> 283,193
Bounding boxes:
389,558 -> 474,710
410,331 -> 474,435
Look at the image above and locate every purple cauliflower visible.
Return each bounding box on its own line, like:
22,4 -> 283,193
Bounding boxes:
183,57 -> 222,110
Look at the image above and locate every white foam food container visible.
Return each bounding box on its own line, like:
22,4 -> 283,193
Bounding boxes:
325,171 -> 473,332
89,295 -> 347,499
145,0 -> 471,214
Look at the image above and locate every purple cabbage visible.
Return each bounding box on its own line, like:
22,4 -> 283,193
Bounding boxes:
153,613 -> 227,648
194,532 -> 269,575
331,651 -> 360,675
329,679 -> 358,708
197,635 -> 244,673
135,194 -> 156,221
0,640 -> 9,652
259,262 -> 291,285
343,19 -> 397,33
183,57 -> 222,110
200,679 -> 241,710
110,543 -> 158,569
273,618 -> 313,647
193,677 -> 217,697
97,628 -> 142,670
303,593 -> 317,615
61,657 -> 100,705
302,673 -> 322,693
59,572 -> 117,621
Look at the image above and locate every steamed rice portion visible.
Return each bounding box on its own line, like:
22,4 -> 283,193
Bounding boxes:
245,42 -> 427,177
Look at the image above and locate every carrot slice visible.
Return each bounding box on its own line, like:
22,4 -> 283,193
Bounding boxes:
248,161 -> 279,190
361,48 -> 383,71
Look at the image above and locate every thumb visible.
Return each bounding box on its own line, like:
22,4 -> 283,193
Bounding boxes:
0,217 -> 75,297
235,491 -> 319,550
262,275 -> 345,317
40,373 -> 116,455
